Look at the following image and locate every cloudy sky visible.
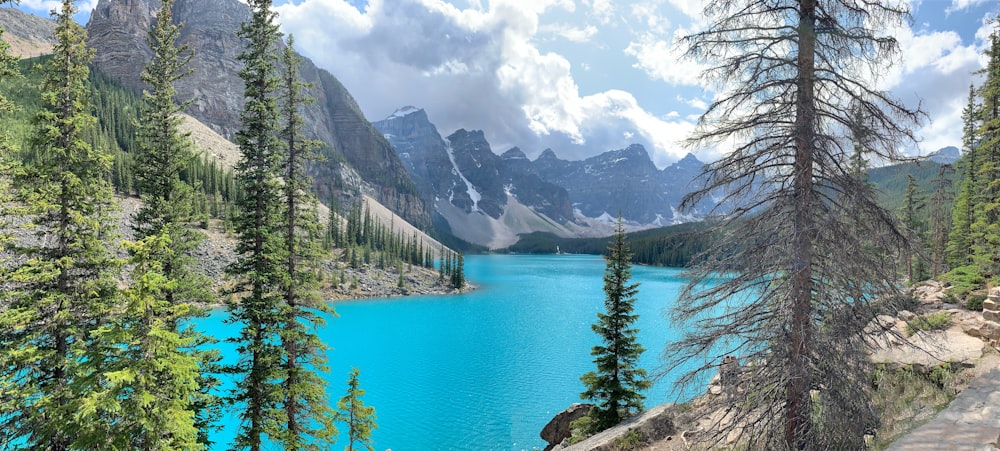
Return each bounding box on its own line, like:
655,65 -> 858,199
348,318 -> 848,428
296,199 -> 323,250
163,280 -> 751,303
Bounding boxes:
14,0 -> 1000,167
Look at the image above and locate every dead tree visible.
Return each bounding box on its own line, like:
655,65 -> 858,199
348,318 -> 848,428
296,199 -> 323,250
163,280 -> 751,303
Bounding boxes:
665,0 -> 923,449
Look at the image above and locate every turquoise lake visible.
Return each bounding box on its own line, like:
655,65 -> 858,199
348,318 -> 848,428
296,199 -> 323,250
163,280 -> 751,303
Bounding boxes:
199,254 -> 702,450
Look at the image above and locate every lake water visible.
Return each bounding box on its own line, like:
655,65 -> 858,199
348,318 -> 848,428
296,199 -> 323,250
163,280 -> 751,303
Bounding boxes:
199,254 -> 703,450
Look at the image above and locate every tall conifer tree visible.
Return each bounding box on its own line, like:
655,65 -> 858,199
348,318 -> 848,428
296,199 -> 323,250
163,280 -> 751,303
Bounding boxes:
578,217 -> 649,434
669,0 -> 921,447
0,0 -> 21,436
948,85 -> 980,268
87,0 -> 218,446
0,1 -> 120,448
970,32 -> 1000,277
228,0 -> 285,448
277,34 -> 337,448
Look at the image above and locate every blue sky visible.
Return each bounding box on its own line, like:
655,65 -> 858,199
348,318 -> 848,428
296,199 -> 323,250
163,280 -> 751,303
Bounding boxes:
12,0 -> 1000,167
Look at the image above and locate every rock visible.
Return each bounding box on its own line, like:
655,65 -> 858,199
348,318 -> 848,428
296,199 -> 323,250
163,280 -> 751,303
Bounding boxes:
899,310 -> 917,321
984,299 -> 997,311
709,385 -> 723,396
985,310 -> 1000,323
541,403 -> 593,450
85,0 -> 431,229
563,404 -> 676,451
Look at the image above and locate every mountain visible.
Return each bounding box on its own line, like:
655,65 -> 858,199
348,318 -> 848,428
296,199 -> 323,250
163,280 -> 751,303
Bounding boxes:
373,107 -> 574,248
927,146 -> 960,165
374,106 -> 713,247
0,8 -> 55,57
84,0 -> 430,228
525,144 -> 703,225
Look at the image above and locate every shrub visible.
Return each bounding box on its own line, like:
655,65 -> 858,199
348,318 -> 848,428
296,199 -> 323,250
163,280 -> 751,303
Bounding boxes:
965,293 -> 986,311
940,265 -> 985,299
612,429 -> 644,451
906,311 -> 953,334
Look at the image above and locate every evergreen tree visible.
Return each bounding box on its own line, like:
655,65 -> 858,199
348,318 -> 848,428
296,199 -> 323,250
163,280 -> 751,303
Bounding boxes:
929,164 -> 955,277
970,32 -> 1000,277
336,368 -> 378,451
276,34 -> 337,449
948,85 -> 980,268
227,0 -> 285,448
578,218 -> 650,434
86,234 -> 203,450
901,174 -> 926,282
0,0 -> 21,434
669,0 -> 922,447
0,1 -> 120,448
125,0 -> 219,445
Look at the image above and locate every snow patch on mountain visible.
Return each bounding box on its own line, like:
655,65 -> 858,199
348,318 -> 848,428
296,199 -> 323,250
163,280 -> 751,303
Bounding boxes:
387,106 -> 421,120
444,140 -> 482,212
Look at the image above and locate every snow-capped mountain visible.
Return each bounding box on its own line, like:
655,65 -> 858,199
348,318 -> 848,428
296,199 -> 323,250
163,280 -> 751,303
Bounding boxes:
374,106 -> 713,247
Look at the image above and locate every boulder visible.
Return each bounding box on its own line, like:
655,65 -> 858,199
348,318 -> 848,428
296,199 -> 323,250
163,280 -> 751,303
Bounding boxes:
898,310 -> 917,321
541,403 -> 593,450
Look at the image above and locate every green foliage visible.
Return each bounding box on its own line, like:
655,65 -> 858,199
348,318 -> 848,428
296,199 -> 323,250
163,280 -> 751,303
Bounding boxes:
965,293 -> 986,311
940,264 -> 984,298
336,368 -> 377,451
905,312 -> 953,334
578,218 -> 651,435
276,33 -> 337,449
870,363 -> 956,448
84,234 -> 204,450
612,429 -> 644,451
0,2 -> 121,448
507,221 -> 712,267
226,0 -> 287,447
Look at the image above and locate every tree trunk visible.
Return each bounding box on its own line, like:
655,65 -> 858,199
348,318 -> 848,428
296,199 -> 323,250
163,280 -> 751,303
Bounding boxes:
788,0 -> 817,447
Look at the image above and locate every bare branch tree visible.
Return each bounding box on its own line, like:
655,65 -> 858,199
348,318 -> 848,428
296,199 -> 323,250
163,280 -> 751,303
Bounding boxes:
665,0 -> 924,448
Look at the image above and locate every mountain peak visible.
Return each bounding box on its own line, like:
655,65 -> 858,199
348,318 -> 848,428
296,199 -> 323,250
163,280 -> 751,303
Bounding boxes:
501,147 -> 527,160
536,148 -> 561,161
386,106 -> 424,120
928,146 -> 960,164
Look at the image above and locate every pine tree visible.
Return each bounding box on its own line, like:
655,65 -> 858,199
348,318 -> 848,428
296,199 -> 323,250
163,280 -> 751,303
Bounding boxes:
336,368 -> 378,451
901,174 -> 926,282
0,1 -> 120,448
0,0 -> 22,434
578,217 -> 650,434
277,34 -> 337,449
948,85 -> 980,268
669,0 -> 922,447
970,32 -> 1000,277
86,234 -> 203,450
929,164 -> 955,277
123,0 -> 219,445
227,0 -> 285,448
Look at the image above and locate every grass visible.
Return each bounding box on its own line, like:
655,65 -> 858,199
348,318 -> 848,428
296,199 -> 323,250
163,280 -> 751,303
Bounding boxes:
870,363 -> 958,449
906,311 -> 953,334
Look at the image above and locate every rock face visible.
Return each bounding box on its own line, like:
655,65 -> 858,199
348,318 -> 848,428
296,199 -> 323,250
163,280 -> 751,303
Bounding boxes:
559,403 -> 677,451
373,107 -> 574,243
85,0 -> 430,228
525,145 -> 712,225
0,8 -> 56,57
540,403 -> 593,451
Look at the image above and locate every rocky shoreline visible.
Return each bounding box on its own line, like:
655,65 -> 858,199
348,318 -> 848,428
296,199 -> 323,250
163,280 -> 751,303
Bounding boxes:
543,280 -> 1000,451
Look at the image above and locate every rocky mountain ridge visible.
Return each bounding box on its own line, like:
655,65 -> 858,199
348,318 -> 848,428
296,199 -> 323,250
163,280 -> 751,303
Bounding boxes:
83,0 -> 430,229
375,106 -> 711,247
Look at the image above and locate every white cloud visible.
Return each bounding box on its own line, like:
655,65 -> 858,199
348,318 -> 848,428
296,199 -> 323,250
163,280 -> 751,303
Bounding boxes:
624,30 -> 706,87
539,23 -> 599,42
947,0 -> 990,14
879,15 -> 986,154
275,0 -> 696,165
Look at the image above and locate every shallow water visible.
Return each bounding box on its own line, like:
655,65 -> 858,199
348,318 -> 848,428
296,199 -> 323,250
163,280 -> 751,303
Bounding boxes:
198,254 -> 701,450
